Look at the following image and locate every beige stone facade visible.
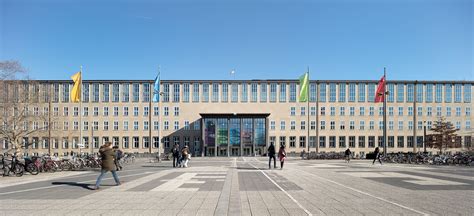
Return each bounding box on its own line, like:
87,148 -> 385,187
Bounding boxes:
1,80 -> 472,157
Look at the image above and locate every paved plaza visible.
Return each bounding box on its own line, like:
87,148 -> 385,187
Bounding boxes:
0,157 -> 473,216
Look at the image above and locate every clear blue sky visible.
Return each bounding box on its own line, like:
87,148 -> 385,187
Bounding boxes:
1,0 -> 472,81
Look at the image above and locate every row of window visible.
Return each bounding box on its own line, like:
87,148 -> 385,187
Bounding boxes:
291,106 -> 472,117
269,135 -> 471,149
269,120 -> 471,131
4,135 -> 471,150
7,105 -> 470,119
2,82 -> 471,104
2,120 -> 201,131
5,118 -> 470,133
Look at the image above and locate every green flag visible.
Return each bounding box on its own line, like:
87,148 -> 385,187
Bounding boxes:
298,72 -> 309,102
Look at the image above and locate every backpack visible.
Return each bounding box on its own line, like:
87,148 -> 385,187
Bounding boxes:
116,150 -> 123,159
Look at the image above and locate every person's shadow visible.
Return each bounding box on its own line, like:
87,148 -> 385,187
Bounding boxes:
52,182 -> 95,190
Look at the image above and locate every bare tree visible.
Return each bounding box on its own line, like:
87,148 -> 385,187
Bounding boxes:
0,60 -> 26,80
0,61 -> 50,155
426,117 -> 460,154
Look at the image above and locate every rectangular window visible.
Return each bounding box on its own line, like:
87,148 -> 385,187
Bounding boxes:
142,83 -> 150,102
193,83 -> 200,102
339,83 -> 346,102
132,83 -> 140,102
329,83 -> 336,102
466,107 -> 471,116
407,84 -> 414,102
221,83 -> 228,102
330,107 -> 335,116
300,107 -> 305,116
416,84 -> 423,103
82,83 -> 89,102
211,83 -> 219,102
456,107 -> 461,116
174,107 -> 179,116
279,83 -> 286,102
320,121 -> 326,130
123,121 -> 129,131
425,84 -> 433,103
289,136 -> 296,148
62,83 -> 70,103
289,83 -> 296,102
133,137 -> 139,149
329,136 -> 336,148
445,84 -> 452,103
310,83 -> 317,102
251,83 -> 258,102
359,121 -> 365,130
241,83 -> 248,102
398,107 -> 403,116
122,83 -> 129,102
290,121 -> 296,130
201,83 -> 209,102
368,83 -> 375,102
183,83 -> 190,102
340,107 -> 345,116
300,121 -> 306,130
321,107 -> 326,116
173,83 -> 180,102
310,121 -> 316,130
359,107 -> 365,116
368,136 -> 375,148
348,83 -> 356,102
143,107 -> 149,116
311,107 -> 316,116
102,83 -> 110,102
446,107 -> 451,116
454,84 -> 462,103
231,83 -> 239,102
280,121 -> 286,130
154,121 -> 159,130
436,106 -> 442,116
358,136 -> 365,148
427,107 -> 432,116
339,136 -> 346,148
397,136 -> 404,148
133,121 -> 139,131
435,84 -> 443,103
319,83 -> 326,102
279,136 -> 286,148
112,83 -> 119,102
387,83 -> 394,102
417,107 -> 423,116
349,121 -> 355,130
349,107 -> 355,116
162,83 -> 170,102
397,84 -> 404,102
464,84 -> 472,103
299,136 -> 306,148
260,83 -> 267,102
270,121 -> 275,130
319,136 -> 326,148
358,83 -> 366,102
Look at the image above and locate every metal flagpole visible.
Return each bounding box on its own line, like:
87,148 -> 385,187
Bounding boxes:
307,68 -> 310,153
383,67 -> 387,157
157,66 -> 162,162
148,83 -> 152,154
316,80 -> 319,153
79,66 -> 83,156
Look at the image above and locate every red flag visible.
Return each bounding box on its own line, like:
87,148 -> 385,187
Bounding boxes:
374,75 -> 385,103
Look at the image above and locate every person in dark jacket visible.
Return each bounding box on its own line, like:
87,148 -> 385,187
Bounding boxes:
93,142 -> 121,190
268,143 -> 276,169
172,144 -> 180,168
278,145 -> 287,169
372,147 -> 383,165
344,148 -> 351,163
113,146 -> 123,171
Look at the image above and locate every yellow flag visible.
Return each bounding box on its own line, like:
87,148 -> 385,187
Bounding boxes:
70,71 -> 81,102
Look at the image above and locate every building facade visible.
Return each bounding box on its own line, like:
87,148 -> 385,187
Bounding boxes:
1,80 -> 473,157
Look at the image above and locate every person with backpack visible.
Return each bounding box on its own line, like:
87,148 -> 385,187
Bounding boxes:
172,144 -> 180,168
268,143 -> 276,169
113,146 -> 123,171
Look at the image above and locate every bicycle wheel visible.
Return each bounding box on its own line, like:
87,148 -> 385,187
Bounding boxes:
14,164 -> 24,177
26,163 -> 39,175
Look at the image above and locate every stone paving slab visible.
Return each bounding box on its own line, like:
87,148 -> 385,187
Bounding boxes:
1,158 -> 473,215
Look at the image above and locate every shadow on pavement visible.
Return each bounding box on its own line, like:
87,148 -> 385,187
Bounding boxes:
51,182 -> 95,190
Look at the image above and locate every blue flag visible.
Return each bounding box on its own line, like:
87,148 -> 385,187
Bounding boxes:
153,73 -> 160,102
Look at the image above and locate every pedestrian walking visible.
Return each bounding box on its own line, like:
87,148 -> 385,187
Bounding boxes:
344,148 -> 351,163
172,144 -> 180,168
372,147 -> 383,165
278,145 -> 286,169
268,143 -> 276,169
113,146 -> 123,171
180,145 -> 190,168
93,142 -> 121,190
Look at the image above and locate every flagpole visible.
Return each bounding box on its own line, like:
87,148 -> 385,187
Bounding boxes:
79,66 -> 83,156
157,66 -> 162,162
307,67 -> 310,154
383,67 -> 387,157
316,80 -> 319,154
149,81 -> 152,154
